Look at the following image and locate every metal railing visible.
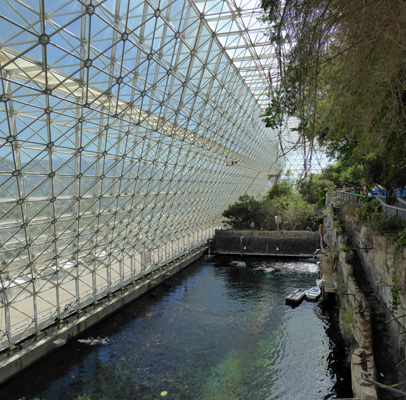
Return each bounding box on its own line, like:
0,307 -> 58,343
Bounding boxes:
376,200 -> 406,222
397,197 -> 406,210
336,190 -> 406,222
336,190 -> 363,206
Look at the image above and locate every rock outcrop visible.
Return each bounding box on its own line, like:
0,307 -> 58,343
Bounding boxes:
324,193 -> 406,399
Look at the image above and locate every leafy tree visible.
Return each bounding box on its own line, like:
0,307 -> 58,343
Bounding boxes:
267,193 -> 321,230
298,173 -> 335,207
222,182 -> 322,231
222,195 -> 263,229
261,0 -> 406,191
267,178 -> 293,200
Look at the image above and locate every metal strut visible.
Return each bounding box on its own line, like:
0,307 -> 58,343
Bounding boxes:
361,370 -> 406,396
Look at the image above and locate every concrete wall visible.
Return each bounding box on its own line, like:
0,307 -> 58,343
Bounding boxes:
212,229 -> 320,257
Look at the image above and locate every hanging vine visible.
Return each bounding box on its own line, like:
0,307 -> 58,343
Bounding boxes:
260,0 -> 406,189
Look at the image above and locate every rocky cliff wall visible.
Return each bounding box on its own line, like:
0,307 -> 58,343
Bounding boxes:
324,193 -> 406,399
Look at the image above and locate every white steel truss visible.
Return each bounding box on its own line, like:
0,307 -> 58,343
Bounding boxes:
0,0 -> 283,350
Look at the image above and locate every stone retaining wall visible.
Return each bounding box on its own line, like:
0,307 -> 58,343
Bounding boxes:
324,194 -> 406,399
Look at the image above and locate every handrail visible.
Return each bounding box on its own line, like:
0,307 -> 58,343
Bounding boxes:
361,370 -> 406,396
336,190 -> 406,222
376,198 -> 406,222
336,190 -> 363,206
397,197 -> 406,210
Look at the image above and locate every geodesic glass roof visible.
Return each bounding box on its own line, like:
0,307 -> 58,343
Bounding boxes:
0,0 -> 293,350
191,0 -> 329,179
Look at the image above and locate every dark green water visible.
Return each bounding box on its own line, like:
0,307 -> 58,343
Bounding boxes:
0,256 -> 352,400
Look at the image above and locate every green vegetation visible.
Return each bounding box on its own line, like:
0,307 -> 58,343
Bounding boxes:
266,179 -> 293,200
258,0 -> 406,340
390,275 -> 402,312
389,226 -> 406,311
221,157 -> 385,231
260,0 -> 406,193
369,213 -> 404,235
221,159 -> 380,232
222,179 -> 322,231
335,271 -> 346,293
338,244 -> 352,253
340,306 -> 355,338
393,227 -> 406,262
222,194 -> 264,230
297,172 -> 335,208
356,200 -> 404,234
296,162 -> 371,205
356,200 -> 382,225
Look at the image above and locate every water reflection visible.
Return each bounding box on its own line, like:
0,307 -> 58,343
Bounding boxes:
0,256 -> 352,400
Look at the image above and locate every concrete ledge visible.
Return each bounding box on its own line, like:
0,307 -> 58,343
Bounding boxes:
215,229 -> 319,238
351,348 -> 377,400
0,247 -> 206,385
212,251 -> 315,257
